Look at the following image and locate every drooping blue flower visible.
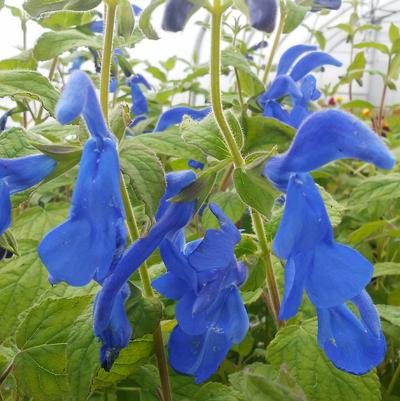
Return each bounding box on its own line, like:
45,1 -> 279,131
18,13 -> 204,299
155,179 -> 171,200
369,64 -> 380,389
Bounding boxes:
153,203 -> 249,383
246,0 -> 277,33
264,109 -> 396,191
69,55 -> 85,72
0,155 -> 56,236
127,74 -> 151,116
274,173 -> 374,319
317,290 -> 386,374
312,0 -> 342,11
93,170 -> 197,368
246,40 -> 268,61
0,109 -> 13,132
38,71 -> 126,287
258,45 -> 342,128
162,0 -> 194,32
154,106 -> 211,132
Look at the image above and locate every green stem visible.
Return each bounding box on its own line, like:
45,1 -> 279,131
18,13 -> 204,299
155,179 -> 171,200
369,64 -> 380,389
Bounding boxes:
261,5 -> 286,85
100,5 -> 173,401
251,210 -> 282,327
37,57 -> 58,123
209,3 -> 281,327
0,361 -> 14,387
388,360 -> 400,395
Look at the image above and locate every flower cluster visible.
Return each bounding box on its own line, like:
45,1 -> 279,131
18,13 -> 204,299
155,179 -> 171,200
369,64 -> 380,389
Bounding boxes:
258,45 -> 342,128
153,203 -> 249,383
262,47 -> 395,373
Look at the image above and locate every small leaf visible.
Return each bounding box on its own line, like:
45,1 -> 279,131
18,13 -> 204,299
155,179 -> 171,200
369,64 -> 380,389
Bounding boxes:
374,262 -> 400,278
354,41 -> 390,55
33,29 -> 102,61
283,0 -> 308,34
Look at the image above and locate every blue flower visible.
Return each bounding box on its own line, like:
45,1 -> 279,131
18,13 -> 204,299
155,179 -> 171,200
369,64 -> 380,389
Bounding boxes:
153,203 -> 249,383
154,106 -> 211,132
69,55 -> 85,72
0,109 -> 13,132
162,0 -> 194,32
0,155 -> 56,236
312,0 -> 342,11
127,74 -> 151,116
317,290 -> 386,374
246,0 -> 277,33
154,106 -> 211,170
258,45 -> 342,128
38,71 -> 126,286
274,173 -> 374,319
264,109 -> 396,191
93,170 -> 197,369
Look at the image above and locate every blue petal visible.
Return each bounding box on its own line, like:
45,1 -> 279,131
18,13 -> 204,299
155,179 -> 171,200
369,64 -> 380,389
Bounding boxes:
277,45 -> 317,75
154,107 -> 211,132
262,101 -> 291,124
132,4 -> 142,15
290,52 -> 342,82
272,174 -> 332,259
162,0 -> 194,32
130,84 -> 148,116
306,242 -> 373,308
0,181 -> 11,235
168,325 -> 232,383
317,301 -> 385,374
109,77 -> 118,94
69,55 -> 85,72
152,272 -> 187,300
279,255 -> 308,320
38,139 -> 126,286
56,71 -> 111,141
90,20 -> 104,33
130,74 -> 151,90
188,160 -> 205,170
94,284 -> 132,371
298,75 -> 319,103
259,75 -> 302,104
176,290 -> 208,335
246,0 -> 277,33
312,0 -> 342,11
288,105 -> 310,128
0,154 -> 56,194
264,110 -> 396,191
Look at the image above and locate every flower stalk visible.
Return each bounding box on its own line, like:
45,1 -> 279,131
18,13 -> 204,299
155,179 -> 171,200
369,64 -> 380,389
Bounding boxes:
100,4 -> 173,401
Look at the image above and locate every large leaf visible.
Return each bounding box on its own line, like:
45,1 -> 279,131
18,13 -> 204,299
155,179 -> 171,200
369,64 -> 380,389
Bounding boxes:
0,50 -> 38,70
120,142 -> 165,218
23,0 -> 102,18
37,10 -> 98,30
0,70 -> 59,115
34,29 -> 102,61
14,296 -> 92,401
267,319 -> 381,401
0,241 -> 50,341
0,127 -> 36,158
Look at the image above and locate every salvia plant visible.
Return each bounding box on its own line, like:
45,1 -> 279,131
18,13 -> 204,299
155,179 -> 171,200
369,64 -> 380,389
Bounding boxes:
0,0 -> 399,400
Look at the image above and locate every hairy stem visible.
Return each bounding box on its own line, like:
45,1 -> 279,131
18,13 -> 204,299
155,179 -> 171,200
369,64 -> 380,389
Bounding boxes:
100,5 -> 173,400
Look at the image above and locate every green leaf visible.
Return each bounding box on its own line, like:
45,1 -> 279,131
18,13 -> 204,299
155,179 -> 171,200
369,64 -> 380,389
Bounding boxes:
229,362 -> 307,401
221,46 -> 264,96
0,70 -> 59,115
373,262 -> 400,278
349,173 -> 400,206
139,0 -> 165,40
354,41 -> 390,55
340,99 -> 375,109
34,29 -> 102,61
317,185 -> 345,227
110,103 -> 130,141
14,296 -> 92,401
201,191 -> 246,230
376,304 -> 400,327
37,10 -> 97,30
0,240 -> 50,341
348,220 -> 387,244
181,113 -> 229,160
118,0 -> 135,40
194,382 -> 245,401
94,337 -> 154,388
13,203 -> 69,241
233,168 -> 278,217
131,129 -> 205,161
0,50 -> 38,70
243,116 -> 294,154
283,1 -> 308,34
0,127 -> 35,158
67,306 -> 100,401
267,319 -> 381,401
389,23 -> 400,44
23,0 -> 102,18
389,53 -> 400,80
120,141 -> 165,218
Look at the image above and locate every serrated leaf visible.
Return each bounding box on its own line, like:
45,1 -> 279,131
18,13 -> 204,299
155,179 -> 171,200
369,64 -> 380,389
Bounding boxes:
23,0 -> 102,18
373,262 -> 400,278
194,382 -> 245,401
233,168 -> 278,217
93,337 -> 154,388
0,240 -> 50,341
0,70 -> 59,115
267,319 -> 381,401
139,0 -> 165,40
0,127 -> 35,157
13,203 -> 69,241
37,9 -> 97,30
34,29 -> 102,61
0,50 -> 38,70
120,141 -> 165,218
